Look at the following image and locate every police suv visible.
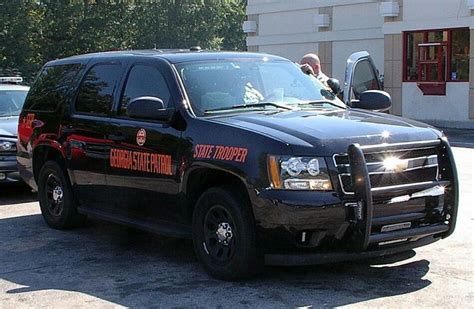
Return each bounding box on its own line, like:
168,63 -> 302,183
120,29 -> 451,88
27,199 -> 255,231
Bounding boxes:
17,50 -> 458,280
1,77 -> 29,182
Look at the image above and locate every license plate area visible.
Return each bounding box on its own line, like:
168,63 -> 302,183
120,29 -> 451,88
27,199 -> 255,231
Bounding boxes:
381,222 -> 412,232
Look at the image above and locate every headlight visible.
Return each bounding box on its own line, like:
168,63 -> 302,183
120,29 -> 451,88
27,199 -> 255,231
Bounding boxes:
267,155 -> 333,190
0,141 -> 15,152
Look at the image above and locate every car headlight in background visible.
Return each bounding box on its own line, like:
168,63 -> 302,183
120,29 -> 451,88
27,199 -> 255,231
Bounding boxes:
0,141 -> 16,152
267,155 -> 333,190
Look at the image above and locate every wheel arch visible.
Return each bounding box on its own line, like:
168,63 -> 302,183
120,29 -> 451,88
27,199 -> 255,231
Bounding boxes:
183,166 -> 254,223
32,144 -> 67,183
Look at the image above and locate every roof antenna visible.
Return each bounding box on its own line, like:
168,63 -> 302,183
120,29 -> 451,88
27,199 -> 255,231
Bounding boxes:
153,44 -> 157,50
190,46 -> 202,52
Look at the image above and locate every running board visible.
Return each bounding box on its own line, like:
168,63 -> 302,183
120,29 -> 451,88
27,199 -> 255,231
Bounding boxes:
77,207 -> 192,239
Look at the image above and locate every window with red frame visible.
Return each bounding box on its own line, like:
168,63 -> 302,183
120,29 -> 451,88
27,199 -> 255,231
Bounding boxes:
404,28 -> 470,82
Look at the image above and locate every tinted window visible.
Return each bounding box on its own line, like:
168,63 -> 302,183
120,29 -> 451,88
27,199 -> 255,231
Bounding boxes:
451,28 -> 469,81
352,60 -> 379,99
75,63 -> 121,115
120,65 -> 171,115
23,64 -> 82,112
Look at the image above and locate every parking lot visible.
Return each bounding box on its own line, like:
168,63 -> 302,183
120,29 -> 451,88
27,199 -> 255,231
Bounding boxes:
1,146 -> 473,308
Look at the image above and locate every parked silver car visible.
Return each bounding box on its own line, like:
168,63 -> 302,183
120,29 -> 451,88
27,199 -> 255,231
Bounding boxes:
0,77 -> 29,182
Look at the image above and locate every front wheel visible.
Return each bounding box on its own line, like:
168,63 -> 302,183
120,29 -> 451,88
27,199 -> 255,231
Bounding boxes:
37,161 -> 86,229
192,187 -> 263,280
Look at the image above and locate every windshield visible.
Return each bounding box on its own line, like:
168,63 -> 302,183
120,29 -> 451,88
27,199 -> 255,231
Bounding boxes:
176,59 -> 345,116
0,90 -> 28,117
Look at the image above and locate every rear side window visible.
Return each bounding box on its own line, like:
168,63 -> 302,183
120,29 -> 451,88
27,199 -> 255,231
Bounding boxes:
120,65 -> 171,116
75,63 -> 122,115
23,64 -> 82,112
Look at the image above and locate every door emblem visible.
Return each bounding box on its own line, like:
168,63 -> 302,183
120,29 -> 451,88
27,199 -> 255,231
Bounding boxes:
136,129 -> 147,146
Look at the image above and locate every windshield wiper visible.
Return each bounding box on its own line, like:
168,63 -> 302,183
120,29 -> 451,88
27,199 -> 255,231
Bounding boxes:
297,100 -> 346,109
205,102 -> 294,113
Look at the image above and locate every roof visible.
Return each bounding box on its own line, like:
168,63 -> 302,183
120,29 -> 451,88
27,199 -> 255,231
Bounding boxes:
0,84 -> 30,91
46,50 -> 290,66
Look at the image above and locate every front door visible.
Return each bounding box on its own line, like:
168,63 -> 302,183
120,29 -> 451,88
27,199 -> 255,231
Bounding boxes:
343,51 -> 382,105
105,60 -> 187,223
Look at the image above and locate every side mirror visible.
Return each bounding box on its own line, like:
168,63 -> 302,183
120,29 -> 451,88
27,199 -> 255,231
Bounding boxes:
126,96 -> 175,122
351,90 -> 392,112
327,78 -> 341,95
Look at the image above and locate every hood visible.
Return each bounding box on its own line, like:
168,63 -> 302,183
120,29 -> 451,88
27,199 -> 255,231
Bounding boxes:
0,116 -> 19,138
210,109 -> 442,155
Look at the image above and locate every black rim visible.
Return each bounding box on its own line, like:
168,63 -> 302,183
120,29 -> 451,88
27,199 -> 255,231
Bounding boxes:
44,172 -> 64,217
203,205 -> 236,263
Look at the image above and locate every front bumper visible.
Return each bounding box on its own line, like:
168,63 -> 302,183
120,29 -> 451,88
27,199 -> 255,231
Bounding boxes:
252,138 -> 458,262
265,234 -> 439,266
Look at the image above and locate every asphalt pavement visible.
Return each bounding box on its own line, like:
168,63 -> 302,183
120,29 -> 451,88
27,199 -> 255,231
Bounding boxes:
0,146 -> 473,308
442,128 -> 474,148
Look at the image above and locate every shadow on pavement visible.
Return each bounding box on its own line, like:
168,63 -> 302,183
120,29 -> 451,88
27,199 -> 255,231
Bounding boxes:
0,184 -> 37,206
0,212 -> 432,307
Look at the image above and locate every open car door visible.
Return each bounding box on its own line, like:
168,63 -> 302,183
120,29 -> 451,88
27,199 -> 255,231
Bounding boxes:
343,51 -> 382,106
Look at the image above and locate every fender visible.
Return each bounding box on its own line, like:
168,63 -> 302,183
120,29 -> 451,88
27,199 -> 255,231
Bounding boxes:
181,161 -> 252,195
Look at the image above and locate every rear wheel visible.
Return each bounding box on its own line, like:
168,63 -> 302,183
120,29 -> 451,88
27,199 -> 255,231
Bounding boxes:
192,187 -> 263,280
38,161 -> 86,229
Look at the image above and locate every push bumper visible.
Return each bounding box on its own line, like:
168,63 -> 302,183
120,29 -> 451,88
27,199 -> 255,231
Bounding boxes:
265,234 -> 439,266
254,138 -> 458,259
345,139 -> 457,250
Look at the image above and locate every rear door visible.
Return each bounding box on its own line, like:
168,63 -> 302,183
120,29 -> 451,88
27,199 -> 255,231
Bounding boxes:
65,61 -> 125,206
105,59 -> 186,223
343,51 -> 382,105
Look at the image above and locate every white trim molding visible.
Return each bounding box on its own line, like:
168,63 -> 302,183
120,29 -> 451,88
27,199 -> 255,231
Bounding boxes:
242,20 -> 258,34
382,17 -> 473,34
314,14 -> 330,28
246,28 -> 384,47
380,1 -> 400,17
247,0 -> 375,15
467,0 -> 474,10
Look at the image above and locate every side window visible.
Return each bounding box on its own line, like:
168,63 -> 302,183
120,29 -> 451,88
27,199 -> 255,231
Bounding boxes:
120,65 -> 171,116
75,63 -> 121,115
24,64 -> 82,112
351,60 -> 379,99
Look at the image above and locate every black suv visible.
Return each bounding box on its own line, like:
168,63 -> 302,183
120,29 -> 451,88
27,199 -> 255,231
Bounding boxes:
17,50 -> 458,280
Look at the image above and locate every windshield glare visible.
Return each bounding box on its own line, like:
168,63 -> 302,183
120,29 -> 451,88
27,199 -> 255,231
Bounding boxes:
176,60 -> 344,116
0,90 -> 28,117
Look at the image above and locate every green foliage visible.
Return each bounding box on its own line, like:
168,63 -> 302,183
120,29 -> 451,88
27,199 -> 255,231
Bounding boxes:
0,0 -> 247,83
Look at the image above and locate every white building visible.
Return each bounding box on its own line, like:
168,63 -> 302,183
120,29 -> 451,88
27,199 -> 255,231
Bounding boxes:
244,0 -> 474,128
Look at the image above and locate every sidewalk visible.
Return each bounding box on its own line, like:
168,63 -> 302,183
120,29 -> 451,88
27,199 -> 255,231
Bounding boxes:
440,128 -> 474,148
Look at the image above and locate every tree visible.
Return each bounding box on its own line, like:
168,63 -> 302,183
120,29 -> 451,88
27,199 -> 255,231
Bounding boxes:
0,1 -> 43,81
0,0 -> 247,84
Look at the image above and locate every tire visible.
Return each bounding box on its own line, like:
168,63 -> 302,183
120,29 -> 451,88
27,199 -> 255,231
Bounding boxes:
192,186 -> 263,280
37,160 -> 86,229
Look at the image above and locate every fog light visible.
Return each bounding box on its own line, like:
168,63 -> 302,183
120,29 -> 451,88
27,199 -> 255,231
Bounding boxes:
284,179 -> 332,190
0,173 -> 6,180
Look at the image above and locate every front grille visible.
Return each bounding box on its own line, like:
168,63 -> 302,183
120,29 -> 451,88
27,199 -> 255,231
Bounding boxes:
0,152 -> 16,161
334,142 -> 440,195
